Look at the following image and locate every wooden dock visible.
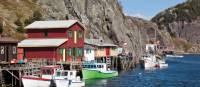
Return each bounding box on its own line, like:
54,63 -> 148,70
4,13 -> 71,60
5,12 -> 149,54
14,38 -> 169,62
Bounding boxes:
0,59 -> 53,87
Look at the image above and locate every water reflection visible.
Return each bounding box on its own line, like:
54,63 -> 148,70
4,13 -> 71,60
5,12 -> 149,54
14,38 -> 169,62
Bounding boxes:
86,79 -> 108,87
86,54 -> 200,87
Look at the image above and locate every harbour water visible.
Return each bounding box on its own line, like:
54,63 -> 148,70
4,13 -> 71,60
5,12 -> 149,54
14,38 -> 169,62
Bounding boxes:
86,54 -> 200,87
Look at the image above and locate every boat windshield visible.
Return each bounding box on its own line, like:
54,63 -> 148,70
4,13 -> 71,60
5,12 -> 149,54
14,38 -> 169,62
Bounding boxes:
42,69 -> 52,75
83,64 -> 104,69
56,71 -> 74,77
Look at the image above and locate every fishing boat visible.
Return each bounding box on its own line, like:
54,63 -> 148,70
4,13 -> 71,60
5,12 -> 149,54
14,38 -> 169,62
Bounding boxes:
82,62 -> 118,79
22,65 -> 85,87
140,54 -> 158,68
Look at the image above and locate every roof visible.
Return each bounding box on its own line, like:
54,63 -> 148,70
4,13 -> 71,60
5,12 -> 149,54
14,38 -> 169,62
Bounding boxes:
18,38 -> 67,47
25,20 -> 84,29
85,39 -> 117,47
0,37 -> 19,43
84,44 -> 95,49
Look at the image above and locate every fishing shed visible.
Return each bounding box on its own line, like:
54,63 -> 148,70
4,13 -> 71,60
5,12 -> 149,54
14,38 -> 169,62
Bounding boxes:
0,37 -> 18,63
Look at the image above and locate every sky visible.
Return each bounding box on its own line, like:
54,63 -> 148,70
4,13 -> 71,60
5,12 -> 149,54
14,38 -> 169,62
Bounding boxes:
118,0 -> 186,20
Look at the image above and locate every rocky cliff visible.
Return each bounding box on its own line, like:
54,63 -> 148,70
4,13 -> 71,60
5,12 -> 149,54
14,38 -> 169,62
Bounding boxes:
0,0 -> 165,61
152,0 -> 200,53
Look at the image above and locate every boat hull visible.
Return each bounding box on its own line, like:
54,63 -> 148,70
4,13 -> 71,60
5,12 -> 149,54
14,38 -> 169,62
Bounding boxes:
22,77 -> 69,87
82,69 -> 118,79
140,60 -> 157,68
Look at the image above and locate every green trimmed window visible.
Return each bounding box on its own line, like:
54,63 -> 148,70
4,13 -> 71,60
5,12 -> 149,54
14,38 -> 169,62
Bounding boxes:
77,48 -> 83,56
68,31 -> 72,38
68,48 -> 72,56
78,31 -> 82,38
59,48 -> 63,55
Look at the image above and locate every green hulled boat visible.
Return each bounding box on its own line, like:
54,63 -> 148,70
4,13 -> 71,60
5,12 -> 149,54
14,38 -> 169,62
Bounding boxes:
82,62 -> 118,79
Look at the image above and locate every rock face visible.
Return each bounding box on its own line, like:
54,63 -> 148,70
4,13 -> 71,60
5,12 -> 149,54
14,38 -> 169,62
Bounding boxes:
0,0 -> 165,62
152,0 -> 200,53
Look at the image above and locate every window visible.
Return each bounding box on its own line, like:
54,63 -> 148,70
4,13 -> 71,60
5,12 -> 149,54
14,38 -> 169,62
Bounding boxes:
99,47 -> 104,51
68,31 -> 72,38
42,69 -> 51,75
57,72 -> 61,76
46,69 -> 51,75
85,65 -> 88,68
13,46 -> 16,54
42,70 -> 46,74
59,48 -> 63,55
78,31 -> 82,38
1,46 -> 4,54
70,72 -> 73,76
93,65 -> 96,68
64,72 -> 68,76
89,49 -> 92,53
77,48 -> 83,56
68,48 -> 72,56
86,49 -> 89,54
44,31 -> 48,37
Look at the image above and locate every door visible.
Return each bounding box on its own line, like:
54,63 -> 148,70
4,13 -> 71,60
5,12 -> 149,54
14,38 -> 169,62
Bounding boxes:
17,48 -> 24,60
5,46 -> 9,62
0,46 -> 5,61
63,49 -> 66,62
105,48 -> 110,56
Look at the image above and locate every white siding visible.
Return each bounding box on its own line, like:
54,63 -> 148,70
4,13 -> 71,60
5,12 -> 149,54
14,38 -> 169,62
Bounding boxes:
145,44 -> 157,52
84,49 -> 95,61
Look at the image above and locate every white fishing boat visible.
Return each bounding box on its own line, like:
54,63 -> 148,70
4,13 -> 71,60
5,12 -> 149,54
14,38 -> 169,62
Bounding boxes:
140,54 -> 157,68
22,65 -> 85,87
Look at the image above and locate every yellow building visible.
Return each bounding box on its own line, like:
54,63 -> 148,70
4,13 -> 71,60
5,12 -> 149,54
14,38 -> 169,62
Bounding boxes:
85,39 -> 118,63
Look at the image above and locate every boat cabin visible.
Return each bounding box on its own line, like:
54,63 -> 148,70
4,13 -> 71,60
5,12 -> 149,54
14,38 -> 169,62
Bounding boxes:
41,65 -> 77,79
82,62 -> 107,71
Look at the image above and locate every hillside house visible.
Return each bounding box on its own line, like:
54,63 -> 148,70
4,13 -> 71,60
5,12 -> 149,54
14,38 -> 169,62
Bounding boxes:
0,37 -> 19,63
85,39 -> 118,64
18,20 -> 85,64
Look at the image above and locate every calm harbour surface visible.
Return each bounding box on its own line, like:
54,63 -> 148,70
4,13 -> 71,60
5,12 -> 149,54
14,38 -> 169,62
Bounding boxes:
86,54 -> 200,87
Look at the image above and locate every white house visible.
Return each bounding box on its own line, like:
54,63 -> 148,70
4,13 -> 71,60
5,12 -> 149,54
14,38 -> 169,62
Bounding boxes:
84,45 -> 95,61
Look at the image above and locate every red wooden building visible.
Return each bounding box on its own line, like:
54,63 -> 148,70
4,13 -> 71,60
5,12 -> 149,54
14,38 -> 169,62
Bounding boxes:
18,20 -> 85,64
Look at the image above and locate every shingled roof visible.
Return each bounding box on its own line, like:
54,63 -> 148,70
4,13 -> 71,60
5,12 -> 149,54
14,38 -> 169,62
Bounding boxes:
18,38 -> 68,47
85,39 -> 117,47
0,37 -> 19,43
25,20 -> 85,29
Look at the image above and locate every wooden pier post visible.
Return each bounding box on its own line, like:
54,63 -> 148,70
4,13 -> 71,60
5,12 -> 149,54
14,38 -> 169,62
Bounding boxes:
0,68 -> 3,87
19,70 -> 22,87
11,71 -> 13,87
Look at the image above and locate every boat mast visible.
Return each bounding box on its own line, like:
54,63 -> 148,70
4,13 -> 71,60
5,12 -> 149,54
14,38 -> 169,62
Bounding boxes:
138,25 -> 143,58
